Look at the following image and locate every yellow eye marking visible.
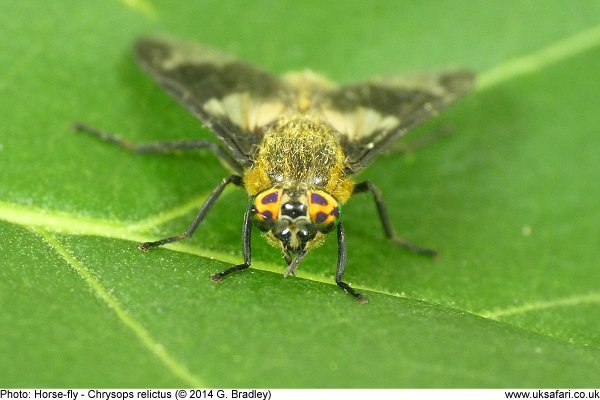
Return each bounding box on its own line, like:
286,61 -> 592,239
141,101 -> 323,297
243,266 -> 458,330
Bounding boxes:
308,190 -> 341,232
252,188 -> 283,222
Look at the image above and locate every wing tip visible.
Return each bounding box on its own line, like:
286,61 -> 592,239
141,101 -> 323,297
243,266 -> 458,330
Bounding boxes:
132,34 -> 171,67
440,69 -> 477,98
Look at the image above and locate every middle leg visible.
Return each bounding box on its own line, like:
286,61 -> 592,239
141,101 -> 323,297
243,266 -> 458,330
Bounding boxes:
353,181 -> 437,257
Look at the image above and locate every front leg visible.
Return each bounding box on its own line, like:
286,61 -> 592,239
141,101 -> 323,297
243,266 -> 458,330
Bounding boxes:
335,221 -> 368,303
139,175 -> 244,251
211,195 -> 254,281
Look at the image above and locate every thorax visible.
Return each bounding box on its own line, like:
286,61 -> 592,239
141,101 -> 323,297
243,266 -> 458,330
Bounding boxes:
243,116 -> 354,203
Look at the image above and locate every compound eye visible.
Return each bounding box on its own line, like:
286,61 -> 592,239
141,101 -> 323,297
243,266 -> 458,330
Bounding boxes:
251,188 -> 282,232
307,190 -> 341,233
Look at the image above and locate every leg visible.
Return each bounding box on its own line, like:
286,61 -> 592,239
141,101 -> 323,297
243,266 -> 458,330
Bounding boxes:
72,122 -> 242,174
336,221 -> 368,303
353,181 -> 437,257
211,196 -> 254,281
139,175 -> 243,251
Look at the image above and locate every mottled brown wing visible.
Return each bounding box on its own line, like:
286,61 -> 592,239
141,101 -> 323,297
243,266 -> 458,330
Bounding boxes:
305,70 -> 475,173
135,35 -> 474,173
134,35 -> 296,166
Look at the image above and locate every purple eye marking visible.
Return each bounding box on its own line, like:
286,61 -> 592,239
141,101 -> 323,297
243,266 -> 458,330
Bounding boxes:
331,207 -> 339,217
261,191 -> 279,204
315,212 -> 328,223
261,210 -> 273,220
310,192 -> 328,206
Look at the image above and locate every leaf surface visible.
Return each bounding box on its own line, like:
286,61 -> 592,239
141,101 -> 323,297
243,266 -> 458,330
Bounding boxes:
1,0 -> 600,387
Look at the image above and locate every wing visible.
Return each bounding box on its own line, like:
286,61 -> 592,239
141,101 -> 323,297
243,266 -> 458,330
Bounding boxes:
134,35 -> 474,172
296,70 -> 475,173
134,35 -> 296,166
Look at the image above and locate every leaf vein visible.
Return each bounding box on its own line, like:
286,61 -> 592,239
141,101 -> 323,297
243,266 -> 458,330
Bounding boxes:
33,227 -> 205,387
128,189 -> 234,232
0,200 -> 405,298
477,23 -> 600,90
478,292 -> 600,319
116,0 -> 157,19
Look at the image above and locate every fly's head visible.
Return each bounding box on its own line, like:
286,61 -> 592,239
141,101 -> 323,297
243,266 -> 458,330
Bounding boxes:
250,187 -> 341,255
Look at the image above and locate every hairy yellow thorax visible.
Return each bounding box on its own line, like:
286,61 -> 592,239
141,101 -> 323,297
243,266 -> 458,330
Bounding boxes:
243,116 -> 355,203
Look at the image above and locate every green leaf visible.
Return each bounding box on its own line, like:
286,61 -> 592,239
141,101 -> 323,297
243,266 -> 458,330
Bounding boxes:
2,0 -> 600,387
